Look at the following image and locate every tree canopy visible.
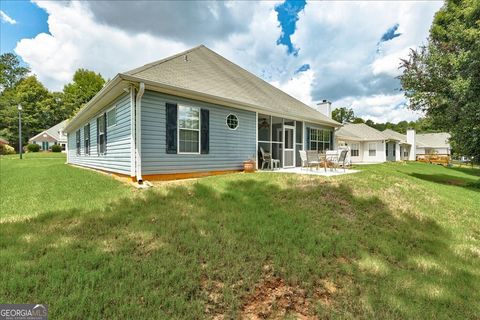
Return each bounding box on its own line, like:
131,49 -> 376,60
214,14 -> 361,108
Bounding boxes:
332,107 -> 355,124
399,0 -> 480,161
0,53 -> 105,151
0,53 -> 30,91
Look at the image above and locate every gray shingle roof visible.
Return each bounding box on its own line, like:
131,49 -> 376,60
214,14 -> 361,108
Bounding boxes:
416,132 -> 451,148
29,120 -> 68,142
336,123 -> 388,141
382,129 -> 408,143
123,45 -> 339,126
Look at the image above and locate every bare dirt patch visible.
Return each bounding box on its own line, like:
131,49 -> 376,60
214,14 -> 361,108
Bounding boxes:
240,268 -> 316,320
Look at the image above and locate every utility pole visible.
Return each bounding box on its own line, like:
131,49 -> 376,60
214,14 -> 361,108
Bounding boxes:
18,104 -> 23,159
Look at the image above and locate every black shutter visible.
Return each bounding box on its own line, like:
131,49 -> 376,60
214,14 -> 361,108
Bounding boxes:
104,113 -> 107,154
166,103 -> 177,154
330,130 -> 334,148
306,127 -> 311,150
96,117 -> 99,155
201,109 -> 209,154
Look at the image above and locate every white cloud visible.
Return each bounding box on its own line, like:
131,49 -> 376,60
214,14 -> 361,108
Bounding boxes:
14,0 -> 443,122
15,1 -> 187,90
334,94 -> 422,123
270,69 -> 315,106
1,10 -> 17,24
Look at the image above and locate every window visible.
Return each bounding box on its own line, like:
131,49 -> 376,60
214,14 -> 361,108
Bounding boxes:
76,130 -> 81,155
368,142 -> 376,157
226,114 -> 239,130
351,143 -> 359,157
84,123 -> 90,155
309,128 -> 332,152
393,145 -> 396,156
178,105 -> 200,153
107,107 -> 116,127
98,114 -> 106,155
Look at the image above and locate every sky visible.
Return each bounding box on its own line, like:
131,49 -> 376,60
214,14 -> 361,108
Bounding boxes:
0,0 -> 444,123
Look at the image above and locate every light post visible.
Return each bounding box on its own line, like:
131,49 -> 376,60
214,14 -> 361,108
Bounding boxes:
18,104 -> 22,159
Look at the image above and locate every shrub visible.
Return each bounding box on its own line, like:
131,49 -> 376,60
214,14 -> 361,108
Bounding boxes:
51,144 -> 62,152
27,143 -> 40,152
0,144 -> 15,155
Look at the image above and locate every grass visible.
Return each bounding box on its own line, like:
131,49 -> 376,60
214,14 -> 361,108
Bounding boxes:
1,153 -> 479,319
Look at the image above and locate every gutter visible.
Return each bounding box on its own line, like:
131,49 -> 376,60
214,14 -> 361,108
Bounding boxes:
135,82 -> 145,183
118,73 -> 342,128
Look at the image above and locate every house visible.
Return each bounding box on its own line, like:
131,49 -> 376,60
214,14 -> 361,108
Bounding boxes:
335,123 -> 407,164
0,137 -> 8,146
29,121 -> 68,151
412,132 -> 451,157
63,45 -> 340,182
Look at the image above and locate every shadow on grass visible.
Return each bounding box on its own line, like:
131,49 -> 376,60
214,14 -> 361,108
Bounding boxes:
0,176 -> 478,318
409,172 -> 480,191
449,166 -> 480,177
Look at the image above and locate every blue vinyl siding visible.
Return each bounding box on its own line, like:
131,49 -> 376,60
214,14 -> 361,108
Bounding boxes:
67,93 -> 131,175
141,91 -> 256,174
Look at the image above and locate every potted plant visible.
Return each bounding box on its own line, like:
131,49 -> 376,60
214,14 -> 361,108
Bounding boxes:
243,156 -> 256,173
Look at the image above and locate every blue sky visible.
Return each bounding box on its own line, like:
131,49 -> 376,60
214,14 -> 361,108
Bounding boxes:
1,0 -> 443,122
0,1 -> 48,55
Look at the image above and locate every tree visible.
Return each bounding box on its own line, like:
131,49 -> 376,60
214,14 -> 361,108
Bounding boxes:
399,0 -> 480,162
332,107 -> 355,124
63,69 -> 105,115
352,117 -> 365,124
0,53 -> 30,91
0,76 -> 52,150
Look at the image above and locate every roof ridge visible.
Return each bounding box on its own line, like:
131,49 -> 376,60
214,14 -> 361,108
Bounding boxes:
124,44 -> 206,76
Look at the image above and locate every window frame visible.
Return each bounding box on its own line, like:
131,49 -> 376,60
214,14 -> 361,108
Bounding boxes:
350,143 -> 360,157
106,106 -> 117,128
97,113 -> 106,156
84,123 -> 90,155
309,128 -> 332,152
177,105 -> 201,155
368,142 -> 377,157
76,129 -> 81,156
226,113 -> 239,130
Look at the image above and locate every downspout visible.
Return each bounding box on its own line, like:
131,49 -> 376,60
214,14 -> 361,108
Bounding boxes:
130,85 -> 136,179
135,82 -> 145,183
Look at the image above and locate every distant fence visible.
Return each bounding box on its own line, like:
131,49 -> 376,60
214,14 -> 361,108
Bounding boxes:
416,154 -> 450,166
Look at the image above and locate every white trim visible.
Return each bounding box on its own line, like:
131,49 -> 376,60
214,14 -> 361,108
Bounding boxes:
135,82 -> 145,182
225,113 -> 239,130
177,105 -> 201,155
255,112 -> 258,170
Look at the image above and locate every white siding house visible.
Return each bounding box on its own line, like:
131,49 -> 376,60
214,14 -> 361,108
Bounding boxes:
29,120 -> 68,151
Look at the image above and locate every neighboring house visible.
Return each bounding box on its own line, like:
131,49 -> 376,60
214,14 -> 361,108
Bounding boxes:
63,45 -> 340,182
0,137 -> 8,146
29,120 -> 68,151
335,123 -> 400,164
413,132 -> 451,157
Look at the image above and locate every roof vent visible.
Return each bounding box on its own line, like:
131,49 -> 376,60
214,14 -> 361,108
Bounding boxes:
184,55 -> 188,62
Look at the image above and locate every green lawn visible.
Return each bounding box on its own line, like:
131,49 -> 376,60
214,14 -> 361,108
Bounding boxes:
1,154 -> 479,319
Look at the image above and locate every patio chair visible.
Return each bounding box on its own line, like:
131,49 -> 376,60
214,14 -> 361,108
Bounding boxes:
299,150 -> 308,170
259,147 -> 280,170
306,150 -> 321,170
330,149 -> 348,172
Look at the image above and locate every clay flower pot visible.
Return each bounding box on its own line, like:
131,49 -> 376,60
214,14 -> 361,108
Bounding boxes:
243,160 -> 256,173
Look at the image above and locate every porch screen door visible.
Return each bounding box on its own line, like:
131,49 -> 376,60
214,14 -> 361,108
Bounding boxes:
283,126 -> 295,168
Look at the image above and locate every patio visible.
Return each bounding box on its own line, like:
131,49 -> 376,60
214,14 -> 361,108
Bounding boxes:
260,167 -> 360,176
